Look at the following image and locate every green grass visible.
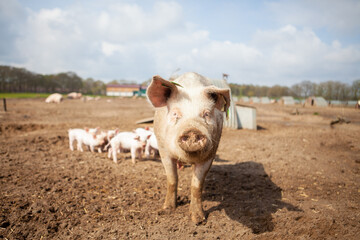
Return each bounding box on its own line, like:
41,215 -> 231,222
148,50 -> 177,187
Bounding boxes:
0,93 -> 53,99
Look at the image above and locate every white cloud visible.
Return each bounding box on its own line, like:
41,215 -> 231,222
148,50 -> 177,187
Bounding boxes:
0,0 -> 359,85
268,0 -> 360,36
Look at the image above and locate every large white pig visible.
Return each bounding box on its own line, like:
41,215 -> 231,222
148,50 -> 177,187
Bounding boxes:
146,72 -> 230,223
45,93 -> 63,103
107,132 -> 146,164
68,128 -> 106,152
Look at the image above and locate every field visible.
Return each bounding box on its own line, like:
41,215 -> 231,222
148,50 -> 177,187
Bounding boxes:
0,97 -> 359,239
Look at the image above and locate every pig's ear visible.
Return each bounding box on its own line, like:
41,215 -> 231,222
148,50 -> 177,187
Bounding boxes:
147,75 -> 179,108
85,127 -> 89,132
205,87 -> 231,118
115,128 -> 119,134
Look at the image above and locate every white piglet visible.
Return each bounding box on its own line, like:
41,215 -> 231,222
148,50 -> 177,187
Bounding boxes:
108,132 -> 146,164
134,128 -> 152,142
68,128 -> 105,152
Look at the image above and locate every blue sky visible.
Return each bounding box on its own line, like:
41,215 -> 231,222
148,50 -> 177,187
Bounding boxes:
1,0 -> 360,86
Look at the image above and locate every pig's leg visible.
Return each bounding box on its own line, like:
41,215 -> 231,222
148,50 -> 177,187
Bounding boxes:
89,145 -> 94,153
137,148 -> 142,161
112,146 -> 118,163
69,135 -> 74,151
77,140 -> 83,152
190,158 -> 213,223
162,156 -> 178,210
130,147 -> 136,164
107,147 -> 112,159
145,142 -> 150,158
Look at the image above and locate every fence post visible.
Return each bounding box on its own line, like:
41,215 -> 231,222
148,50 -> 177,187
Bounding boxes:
3,98 -> 6,112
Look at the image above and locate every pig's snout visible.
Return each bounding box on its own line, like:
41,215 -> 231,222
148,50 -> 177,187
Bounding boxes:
178,129 -> 208,153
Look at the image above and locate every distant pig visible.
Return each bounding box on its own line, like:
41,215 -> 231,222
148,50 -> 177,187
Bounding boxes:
45,93 -> 63,103
107,132 -> 146,164
146,72 -> 230,223
68,128 -> 106,152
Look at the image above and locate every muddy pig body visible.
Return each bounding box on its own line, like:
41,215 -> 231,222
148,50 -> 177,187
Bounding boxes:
147,72 -> 230,223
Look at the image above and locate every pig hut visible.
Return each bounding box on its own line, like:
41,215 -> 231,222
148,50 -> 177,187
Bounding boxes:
306,96 -> 328,107
280,96 -> 295,105
260,97 -> 271,104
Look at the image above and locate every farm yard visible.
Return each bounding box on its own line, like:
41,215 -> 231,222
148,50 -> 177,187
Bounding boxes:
0,97 -> 359,239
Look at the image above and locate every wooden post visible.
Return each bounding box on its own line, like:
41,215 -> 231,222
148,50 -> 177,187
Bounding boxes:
3,98 -> 6,112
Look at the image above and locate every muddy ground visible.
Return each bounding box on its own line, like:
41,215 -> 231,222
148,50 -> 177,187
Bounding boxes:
0,97 -> 359,239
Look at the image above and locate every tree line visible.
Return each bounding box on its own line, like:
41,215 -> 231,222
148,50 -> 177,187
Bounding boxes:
1,65 -> 359,100
0,65 -> 106,95
230,79 -> 360,101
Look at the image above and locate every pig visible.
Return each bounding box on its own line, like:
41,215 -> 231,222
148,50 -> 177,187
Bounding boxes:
68,128 -> 106,152
145,133 -> 159,158
107,132 -> 146,164
107,128 -> 119,142
86,127 -> 101,135
45,93 -> 63,103
146,72 -> 230,223
134,127 -> 153,142
67,92 -> 82,99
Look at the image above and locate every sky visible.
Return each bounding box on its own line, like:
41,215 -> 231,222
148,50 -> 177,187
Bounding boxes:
1,0 -> 360,86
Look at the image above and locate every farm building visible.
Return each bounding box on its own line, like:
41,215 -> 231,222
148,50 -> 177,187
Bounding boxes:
329,100 -> 346,107
347,101 -> 358,107
280,96 -> 295,105
250,97 -> 260,103
106,84 -> 146,97
306,96 -> 328,107
260,97 -> 271,104
240,96 -> 250,103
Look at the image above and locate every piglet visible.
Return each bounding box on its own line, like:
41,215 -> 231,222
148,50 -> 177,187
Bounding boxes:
107,132 -> 146,164
147,72 -> 230,223
68,128 -> 106,152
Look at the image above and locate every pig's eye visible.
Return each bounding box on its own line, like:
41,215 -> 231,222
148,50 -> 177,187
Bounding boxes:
169,108 -> 182,124
202,110 -> 211,122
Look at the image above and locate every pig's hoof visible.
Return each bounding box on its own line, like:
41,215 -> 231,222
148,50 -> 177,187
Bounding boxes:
163,204 -> 176,212
190,210 -> 206,224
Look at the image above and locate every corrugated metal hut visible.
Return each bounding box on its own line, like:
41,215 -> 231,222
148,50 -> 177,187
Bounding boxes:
260,97 -> 271,104
250,97 -> 260,103
306,96 -> 328,107
280,96 -> 295,105
240,96 -> 250,103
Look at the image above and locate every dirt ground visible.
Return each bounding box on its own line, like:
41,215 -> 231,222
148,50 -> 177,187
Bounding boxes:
0,97 -> 359,239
